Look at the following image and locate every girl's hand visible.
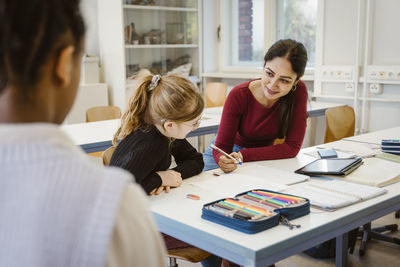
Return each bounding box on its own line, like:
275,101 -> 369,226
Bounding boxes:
218,152 -> 242,173
149,186 -> 171,196
157,170 -> 182,187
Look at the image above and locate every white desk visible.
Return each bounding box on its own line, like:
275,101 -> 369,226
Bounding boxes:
148,127 -> 400,267
62,102 -> 343,153
343,126 -> 400,145
61,108 -> 222,153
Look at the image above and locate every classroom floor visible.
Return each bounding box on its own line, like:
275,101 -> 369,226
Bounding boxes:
170,213 -> 400,267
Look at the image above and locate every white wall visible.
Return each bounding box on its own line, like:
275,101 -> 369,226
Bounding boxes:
315,0 -> 400,133
201,0 -> 399,136
81,0 -> 99,55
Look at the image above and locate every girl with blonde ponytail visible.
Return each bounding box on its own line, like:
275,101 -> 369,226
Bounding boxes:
110,74 -> 204,195
111,74 -> 223,267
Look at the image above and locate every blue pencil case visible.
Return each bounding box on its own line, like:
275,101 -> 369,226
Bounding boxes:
201,189 -> 310,234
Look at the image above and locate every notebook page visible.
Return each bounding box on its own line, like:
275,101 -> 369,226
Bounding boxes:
230,164 -> 310,185
314,180 -> 387,200
345,157 -> 400,187
190,173 -> 288,197
282,184 -> 359,210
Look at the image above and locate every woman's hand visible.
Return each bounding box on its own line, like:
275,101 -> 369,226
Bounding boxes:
157,170 -> 182,187
218,152 -> 242,173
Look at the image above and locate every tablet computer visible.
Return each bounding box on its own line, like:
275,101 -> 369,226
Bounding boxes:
295,157 -> 363,176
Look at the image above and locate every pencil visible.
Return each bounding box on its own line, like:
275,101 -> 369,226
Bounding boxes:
210,144 -> 242,165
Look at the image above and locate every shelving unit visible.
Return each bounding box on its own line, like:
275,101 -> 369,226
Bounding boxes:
123,1 -> 200,78
98,0 -> 201,109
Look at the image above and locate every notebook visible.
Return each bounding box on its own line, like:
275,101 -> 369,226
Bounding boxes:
282,180 -> 387,211
342,157 -> 400,187
295,158 -> 363,176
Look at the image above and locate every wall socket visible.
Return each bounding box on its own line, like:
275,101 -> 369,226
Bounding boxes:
368,66 -> 400,82
345,83 -> 355,93
321,65 -> 353,81
369,83 -> 383,94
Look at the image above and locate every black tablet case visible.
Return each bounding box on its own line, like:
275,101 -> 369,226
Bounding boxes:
295,157 -> 363,176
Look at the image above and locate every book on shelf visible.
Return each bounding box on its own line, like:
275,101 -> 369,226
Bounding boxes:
282,180 -> 387,211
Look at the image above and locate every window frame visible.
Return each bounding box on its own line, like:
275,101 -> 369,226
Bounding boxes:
217,0 -> 315,76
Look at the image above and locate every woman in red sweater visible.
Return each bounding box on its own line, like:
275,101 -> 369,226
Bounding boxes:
203,39 -> 308,173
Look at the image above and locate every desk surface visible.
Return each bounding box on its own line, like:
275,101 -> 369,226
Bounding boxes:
61,107 -> 222,152
148,127 -> 400,267
343,126 -> 400,145
61,101 -> 344,153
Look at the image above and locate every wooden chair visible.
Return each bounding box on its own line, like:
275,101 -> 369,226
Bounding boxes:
324,105 -> 355,143
167,248 -> 211,267
102,146 -> 116,166
101,146 -> 211,266
205,82 -> 227,108
86,106 -> 121,122
323,106 -> 400,254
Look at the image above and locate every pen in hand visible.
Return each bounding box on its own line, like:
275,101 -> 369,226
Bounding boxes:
210,144 -> 242,165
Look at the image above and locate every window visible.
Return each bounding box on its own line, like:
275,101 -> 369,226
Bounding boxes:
276,0 -> 318,68
219,0 -> 317,72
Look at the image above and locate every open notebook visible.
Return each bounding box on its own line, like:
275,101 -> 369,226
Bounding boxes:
282,180 -> 387,211
343,157 -> 400,187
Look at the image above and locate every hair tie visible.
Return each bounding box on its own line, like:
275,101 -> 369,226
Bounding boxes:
148,74 -> 161,91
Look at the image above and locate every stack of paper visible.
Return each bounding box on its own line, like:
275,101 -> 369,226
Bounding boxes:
283,180 -> 387,210
343,157 -> 400,187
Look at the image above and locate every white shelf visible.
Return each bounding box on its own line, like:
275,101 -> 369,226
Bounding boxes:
125,44 -> 198,49
202,72 -> 315,81
366,80 -> 400,85
123,4 -> 197,12
202,72 -> 260,79
314,94 -> 355,100
321,79 -> 354,83
362,97 -> 400,103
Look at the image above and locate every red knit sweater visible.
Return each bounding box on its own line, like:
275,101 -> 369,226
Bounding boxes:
213,80 -> 308,163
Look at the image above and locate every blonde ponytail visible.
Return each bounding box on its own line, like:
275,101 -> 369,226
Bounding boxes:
113,74 -> 204,145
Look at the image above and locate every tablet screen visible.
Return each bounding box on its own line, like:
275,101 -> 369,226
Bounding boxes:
295,158 -> 362,175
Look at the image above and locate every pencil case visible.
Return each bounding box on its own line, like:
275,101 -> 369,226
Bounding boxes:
201,189 -> 310,234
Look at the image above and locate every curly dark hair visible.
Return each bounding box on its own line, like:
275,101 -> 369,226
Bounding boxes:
0,0 -> 85,93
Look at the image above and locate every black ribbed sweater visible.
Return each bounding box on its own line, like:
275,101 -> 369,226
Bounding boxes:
110,127 -> 204,194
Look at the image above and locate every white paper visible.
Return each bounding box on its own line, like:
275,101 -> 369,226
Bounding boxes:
233,164 -> 310,185
191,173 -> 289,197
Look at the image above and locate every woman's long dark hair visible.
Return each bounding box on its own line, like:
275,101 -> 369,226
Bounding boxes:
264,39 -> 308,138
0,0 -> 85,93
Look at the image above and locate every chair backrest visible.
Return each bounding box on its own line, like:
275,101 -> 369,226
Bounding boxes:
86,106 -> 122,122
205,82 -> 227,108
102,146 -> 116,166
324,105 -> 355,143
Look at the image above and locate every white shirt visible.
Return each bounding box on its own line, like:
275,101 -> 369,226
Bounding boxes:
0,123 -> 166,267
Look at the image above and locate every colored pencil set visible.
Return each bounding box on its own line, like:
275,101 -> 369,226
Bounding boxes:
202,189 -> 311,233
207,190 -> 307,221
243,190 -> 306,208
208,198 -> 275,221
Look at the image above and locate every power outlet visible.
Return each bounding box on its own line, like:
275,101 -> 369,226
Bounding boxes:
369,83 -> 383,94
345,83 -> 355,93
